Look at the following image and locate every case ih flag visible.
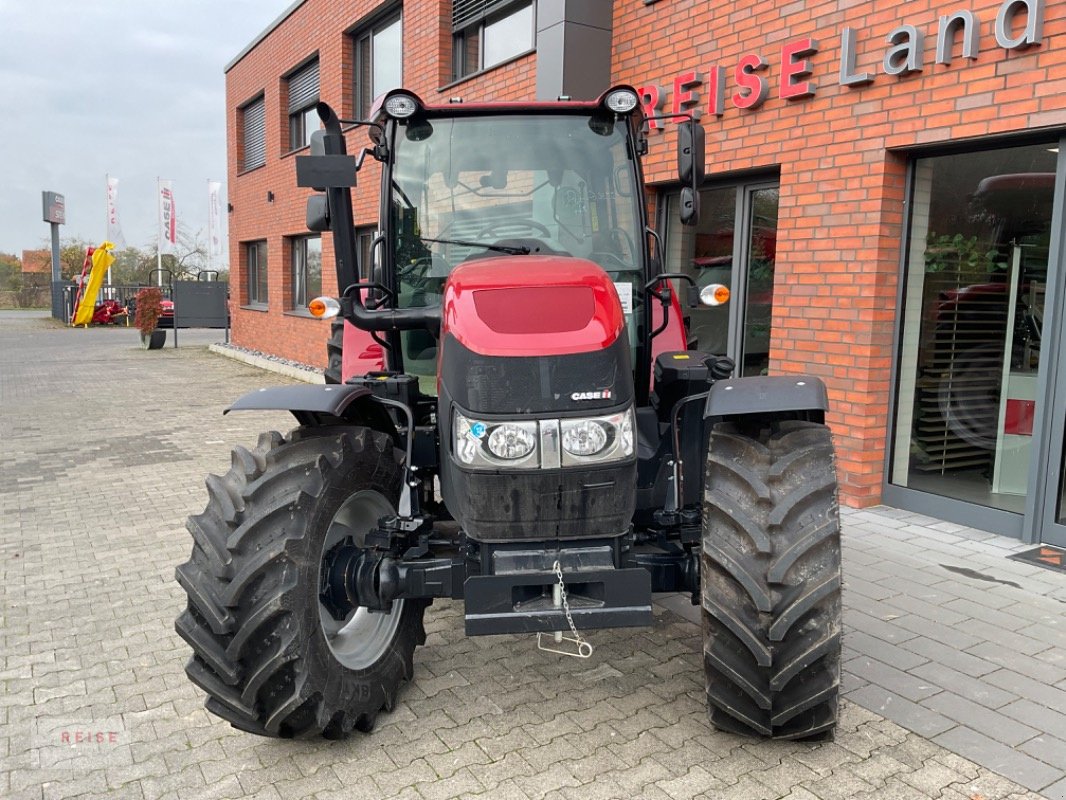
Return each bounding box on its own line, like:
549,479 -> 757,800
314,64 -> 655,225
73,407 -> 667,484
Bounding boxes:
159,180 -> 177,254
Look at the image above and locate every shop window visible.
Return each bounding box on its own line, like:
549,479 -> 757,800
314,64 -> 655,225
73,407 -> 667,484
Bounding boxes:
290,235 -> 322,309
240,96 -> 266,172
353,11 -> 402,120
287,58 -> 320,151
246,240 -> 268,306
452,1 -> 533,80
891,143 -> 1057,513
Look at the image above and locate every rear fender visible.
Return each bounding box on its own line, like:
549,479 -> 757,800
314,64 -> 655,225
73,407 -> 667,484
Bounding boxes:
225,385 -> 399,438
704,375 -> 828,423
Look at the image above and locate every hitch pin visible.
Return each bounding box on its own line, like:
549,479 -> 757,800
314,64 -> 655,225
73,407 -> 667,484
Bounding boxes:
537,560 -> 593,659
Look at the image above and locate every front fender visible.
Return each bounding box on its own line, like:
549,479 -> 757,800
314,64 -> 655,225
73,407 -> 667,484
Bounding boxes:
225,384 -> 397,435
704,375 -> 828,422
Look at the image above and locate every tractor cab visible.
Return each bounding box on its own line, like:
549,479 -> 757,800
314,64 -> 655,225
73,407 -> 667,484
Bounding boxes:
378,97 -> 650,391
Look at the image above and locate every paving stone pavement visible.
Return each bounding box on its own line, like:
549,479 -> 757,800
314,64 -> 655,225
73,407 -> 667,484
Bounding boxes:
1,310 -> 1062,800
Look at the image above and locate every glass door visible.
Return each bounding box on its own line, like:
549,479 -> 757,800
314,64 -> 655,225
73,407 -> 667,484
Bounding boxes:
1033,137 -> 1066,547
663,178 -> 780,373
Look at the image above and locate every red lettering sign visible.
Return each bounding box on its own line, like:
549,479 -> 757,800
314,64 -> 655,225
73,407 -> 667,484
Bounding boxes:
733,54 -> 769,110
780,38 -> 819,99
638,84 -> 666,130
672,70 -> 703,119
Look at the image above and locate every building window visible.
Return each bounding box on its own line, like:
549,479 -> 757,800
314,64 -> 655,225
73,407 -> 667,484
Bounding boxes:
291,235 -> 322,309
891,143 -> 1057,513
246,240 -> 268,306
287,58 -> 320,151
356,225 -> 377,279
240,96 -> 266,172
452,1 -> 533,80
353,12 -> 403,120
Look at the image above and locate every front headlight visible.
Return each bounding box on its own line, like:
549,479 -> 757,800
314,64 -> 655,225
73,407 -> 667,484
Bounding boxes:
453,408 -> 635,470
487,424 -> 536,460
454,411 -> 538,468
560,409 -> 635,466
561,420 -> 609,457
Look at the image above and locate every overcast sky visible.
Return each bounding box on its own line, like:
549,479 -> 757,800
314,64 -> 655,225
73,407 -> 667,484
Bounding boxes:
0,0 -> 289,263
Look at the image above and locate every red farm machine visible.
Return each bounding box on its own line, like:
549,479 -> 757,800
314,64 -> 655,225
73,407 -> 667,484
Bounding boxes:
176,87 -> 841,741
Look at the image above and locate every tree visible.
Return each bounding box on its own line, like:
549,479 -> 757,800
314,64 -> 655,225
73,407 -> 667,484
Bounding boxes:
53,227 -> 228,286
0,252 -> 21,291
59,238 -> 94,280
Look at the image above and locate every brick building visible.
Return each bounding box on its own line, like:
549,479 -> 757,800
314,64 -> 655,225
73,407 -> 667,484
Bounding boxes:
225,0 -> 1066,544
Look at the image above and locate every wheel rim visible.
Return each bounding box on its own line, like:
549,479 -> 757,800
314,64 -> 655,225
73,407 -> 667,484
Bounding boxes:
318,489 -> 404,670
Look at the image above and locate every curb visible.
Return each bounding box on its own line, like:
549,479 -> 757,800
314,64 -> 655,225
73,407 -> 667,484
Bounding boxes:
208,343 -> 325,384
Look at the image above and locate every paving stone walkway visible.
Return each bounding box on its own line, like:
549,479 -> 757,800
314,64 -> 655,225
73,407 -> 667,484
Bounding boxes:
2,311 -> 1063,799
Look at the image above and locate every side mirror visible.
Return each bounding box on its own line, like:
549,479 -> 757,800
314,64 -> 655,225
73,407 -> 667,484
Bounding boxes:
679,187 -> 700,226
677,120 -> 705,185
677,120 -> 705,227
306,194 -> 331,232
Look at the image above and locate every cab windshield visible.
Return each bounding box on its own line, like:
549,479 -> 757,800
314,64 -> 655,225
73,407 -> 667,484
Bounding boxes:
388,112 -> 645,386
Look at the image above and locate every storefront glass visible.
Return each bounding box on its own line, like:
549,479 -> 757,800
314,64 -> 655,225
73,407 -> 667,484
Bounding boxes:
892,144 -> 1057,512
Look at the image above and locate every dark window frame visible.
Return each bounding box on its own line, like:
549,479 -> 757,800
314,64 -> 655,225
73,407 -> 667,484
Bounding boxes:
286,57 -> 320,152
289,234 -> 322,310
245,240 -> 268,307
352,8 -> 403,121
451,0 -> 534,81
239,95 -> 266,173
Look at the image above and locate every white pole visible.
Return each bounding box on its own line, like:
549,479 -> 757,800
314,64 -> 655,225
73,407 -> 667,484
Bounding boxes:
206,178 -> 213,274
105,174 -> 111,290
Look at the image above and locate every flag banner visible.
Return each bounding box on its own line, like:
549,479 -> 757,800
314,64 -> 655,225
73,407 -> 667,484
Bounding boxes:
106,177 -> 126,249
159,180 -> 177,254
207,181 -> 223,258
72,242 -> 116,326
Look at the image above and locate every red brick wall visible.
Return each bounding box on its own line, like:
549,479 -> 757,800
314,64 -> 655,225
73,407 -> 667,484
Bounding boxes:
226,0 -> 1066,505
613,0 -> 1065,505
226,0 -> 535,369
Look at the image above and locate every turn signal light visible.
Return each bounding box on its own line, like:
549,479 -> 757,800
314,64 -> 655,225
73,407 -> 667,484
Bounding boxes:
700,283 -> 731,307
308,296 -> 341,319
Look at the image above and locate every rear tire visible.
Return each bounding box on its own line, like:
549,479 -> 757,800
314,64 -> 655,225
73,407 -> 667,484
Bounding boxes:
324,319 -> 344,384
701,419 -> 841,740
175,426 -> 428,739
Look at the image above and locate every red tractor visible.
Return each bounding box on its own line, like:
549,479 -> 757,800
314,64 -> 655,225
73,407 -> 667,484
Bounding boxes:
176,87 -> 841,741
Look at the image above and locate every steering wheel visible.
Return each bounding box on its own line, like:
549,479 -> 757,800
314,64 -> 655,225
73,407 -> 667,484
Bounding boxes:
479,219 -> 552,239
396,258 -> 428,279
591,251 -> 631,270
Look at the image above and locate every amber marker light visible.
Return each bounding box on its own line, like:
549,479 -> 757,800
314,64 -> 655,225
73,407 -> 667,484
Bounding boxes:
308,296 -> 341,319
699,283 -> 731,307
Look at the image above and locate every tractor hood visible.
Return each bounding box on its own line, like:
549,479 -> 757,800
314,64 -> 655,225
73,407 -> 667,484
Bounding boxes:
436,256 -> 634,416
440,257 -> 625,357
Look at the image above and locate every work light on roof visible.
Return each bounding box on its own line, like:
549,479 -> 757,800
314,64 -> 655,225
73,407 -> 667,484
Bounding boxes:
384,93 -> 419,118
604,89 -> 639,114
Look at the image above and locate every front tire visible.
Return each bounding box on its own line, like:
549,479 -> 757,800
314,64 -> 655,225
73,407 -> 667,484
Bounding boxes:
701,419 -> 841,740
175,426 -> 427,738
324,319 -> 344,384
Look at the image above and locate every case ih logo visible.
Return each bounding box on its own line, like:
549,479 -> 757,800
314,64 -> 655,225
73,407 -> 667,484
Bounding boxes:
571,390 -> 613,401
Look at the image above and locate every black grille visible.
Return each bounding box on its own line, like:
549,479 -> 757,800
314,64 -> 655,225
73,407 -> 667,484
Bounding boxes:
440,333 -> 633,416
